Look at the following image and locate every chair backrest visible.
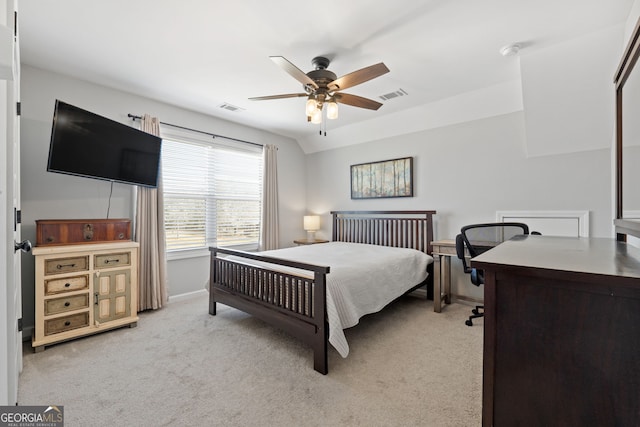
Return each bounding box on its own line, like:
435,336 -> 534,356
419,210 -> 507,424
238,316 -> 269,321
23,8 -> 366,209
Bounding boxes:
456,222 -> 530,285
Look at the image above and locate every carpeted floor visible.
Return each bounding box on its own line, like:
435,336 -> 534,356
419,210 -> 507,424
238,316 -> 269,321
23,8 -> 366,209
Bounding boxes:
18,291 -> 483,426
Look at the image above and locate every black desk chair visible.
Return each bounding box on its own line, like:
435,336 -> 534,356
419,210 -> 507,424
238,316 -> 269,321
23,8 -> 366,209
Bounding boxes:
456,222 -> 531,326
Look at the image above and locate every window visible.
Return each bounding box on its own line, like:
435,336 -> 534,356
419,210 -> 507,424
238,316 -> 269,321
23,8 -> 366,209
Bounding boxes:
160,130 -> 262,253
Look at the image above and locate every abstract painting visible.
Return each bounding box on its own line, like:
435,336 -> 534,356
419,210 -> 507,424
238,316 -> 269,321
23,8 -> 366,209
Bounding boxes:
350,157 -> 413,199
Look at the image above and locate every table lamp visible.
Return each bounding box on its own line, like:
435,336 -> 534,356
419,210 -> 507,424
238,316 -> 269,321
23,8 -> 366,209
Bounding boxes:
303,215 -> 320,241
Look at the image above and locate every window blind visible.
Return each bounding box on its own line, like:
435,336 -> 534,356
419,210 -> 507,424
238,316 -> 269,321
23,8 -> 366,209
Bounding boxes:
161,135 -> 262,252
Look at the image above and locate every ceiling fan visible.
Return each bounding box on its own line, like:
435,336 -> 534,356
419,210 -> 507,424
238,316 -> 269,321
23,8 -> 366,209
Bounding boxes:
249,56 -> 390,124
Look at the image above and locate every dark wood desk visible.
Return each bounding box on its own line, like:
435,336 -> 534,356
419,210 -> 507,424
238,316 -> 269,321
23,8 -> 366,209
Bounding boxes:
472,235 -> 640,426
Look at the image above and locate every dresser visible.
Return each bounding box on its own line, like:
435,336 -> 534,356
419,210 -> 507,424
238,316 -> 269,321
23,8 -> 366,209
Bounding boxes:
472,235 -> 640,426
32,241 -> 139,351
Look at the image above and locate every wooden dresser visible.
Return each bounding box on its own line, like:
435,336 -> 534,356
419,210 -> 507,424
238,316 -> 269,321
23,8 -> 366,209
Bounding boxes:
472,235 -> 640,426
32,241 -> 139,351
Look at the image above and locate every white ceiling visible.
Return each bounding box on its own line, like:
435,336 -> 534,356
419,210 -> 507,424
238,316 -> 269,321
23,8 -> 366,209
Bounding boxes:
19,0 -> 633,153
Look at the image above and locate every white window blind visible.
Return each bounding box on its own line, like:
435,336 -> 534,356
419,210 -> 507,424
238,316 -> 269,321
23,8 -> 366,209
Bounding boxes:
161,133 -> 262,252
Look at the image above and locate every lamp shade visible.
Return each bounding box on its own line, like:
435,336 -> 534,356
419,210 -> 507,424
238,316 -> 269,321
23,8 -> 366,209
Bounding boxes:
303,215 -> 320,231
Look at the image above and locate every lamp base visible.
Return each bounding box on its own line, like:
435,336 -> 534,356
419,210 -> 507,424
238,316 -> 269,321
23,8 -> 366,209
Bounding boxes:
306,231 -> 316,242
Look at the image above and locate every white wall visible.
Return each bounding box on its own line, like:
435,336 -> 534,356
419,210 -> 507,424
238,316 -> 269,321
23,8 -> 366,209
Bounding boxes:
18,9 -> 639,326
305,23 -> 623,300
627,0 -> 640,38
305,112 -> 612,299
20,65 -> 307,332
521,25 -> 623,157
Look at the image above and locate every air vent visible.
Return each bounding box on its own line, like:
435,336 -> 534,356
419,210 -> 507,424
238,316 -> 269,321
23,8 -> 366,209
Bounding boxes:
379,88 -> 408,101
218,103 -> 244,112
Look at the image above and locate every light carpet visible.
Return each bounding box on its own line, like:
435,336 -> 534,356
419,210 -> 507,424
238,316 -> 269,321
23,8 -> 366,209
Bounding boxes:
18,292 -> 483,426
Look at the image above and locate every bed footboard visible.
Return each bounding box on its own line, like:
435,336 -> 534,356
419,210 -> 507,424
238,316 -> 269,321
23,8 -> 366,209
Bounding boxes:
209,247 -> 331,374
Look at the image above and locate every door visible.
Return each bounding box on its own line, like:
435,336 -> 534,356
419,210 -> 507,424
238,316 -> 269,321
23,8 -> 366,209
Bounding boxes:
1,0 -> 23,406
95,270 -> 131,323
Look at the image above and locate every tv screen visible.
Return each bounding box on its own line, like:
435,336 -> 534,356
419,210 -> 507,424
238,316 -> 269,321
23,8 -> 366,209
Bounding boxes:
47,100 -> 162,187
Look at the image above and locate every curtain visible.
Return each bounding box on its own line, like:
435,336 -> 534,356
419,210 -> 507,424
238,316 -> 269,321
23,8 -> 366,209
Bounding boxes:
259,144 -> 279,250
136,114 -> 168,310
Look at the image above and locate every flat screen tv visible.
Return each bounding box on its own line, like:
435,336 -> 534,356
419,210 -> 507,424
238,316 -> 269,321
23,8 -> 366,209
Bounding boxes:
47,100 -> 162,187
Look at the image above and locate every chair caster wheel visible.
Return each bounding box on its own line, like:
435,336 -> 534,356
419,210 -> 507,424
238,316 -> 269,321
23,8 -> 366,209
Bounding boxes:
465,319 -> 473,326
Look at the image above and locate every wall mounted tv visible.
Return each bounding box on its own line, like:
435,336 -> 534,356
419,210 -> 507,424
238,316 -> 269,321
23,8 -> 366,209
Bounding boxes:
47,100 -> 162,187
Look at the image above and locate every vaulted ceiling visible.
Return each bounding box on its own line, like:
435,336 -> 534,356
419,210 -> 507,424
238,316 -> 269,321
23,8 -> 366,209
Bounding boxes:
19,0 -> 634,152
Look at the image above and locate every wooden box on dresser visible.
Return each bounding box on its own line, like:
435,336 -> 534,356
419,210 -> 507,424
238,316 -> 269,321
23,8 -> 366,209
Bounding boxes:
32,241 -> 139,352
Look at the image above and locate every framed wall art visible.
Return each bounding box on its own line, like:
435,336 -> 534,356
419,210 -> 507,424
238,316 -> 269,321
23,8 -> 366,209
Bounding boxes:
350,156 -> 413,199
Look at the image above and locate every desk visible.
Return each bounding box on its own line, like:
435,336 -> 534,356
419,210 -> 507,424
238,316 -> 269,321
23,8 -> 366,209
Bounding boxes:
432,239 -> 483,312
473,235 -> 640,426
431,240 -> 455,312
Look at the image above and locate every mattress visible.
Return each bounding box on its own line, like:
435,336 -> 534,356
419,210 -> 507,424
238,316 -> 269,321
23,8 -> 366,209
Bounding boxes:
256,241 -> 433,357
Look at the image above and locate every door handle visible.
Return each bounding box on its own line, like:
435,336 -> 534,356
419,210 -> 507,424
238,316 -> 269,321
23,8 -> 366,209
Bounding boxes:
14,239 -> 32,253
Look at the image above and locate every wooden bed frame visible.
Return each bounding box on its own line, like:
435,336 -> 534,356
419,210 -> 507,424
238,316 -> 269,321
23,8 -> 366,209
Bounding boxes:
208,210 -> 436,374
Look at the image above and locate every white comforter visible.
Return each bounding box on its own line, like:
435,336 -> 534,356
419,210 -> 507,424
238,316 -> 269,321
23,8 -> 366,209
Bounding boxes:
258,242 -> 433,358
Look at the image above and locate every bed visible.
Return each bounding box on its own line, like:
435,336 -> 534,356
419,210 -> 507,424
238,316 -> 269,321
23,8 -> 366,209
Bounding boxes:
208,210 -> 436,374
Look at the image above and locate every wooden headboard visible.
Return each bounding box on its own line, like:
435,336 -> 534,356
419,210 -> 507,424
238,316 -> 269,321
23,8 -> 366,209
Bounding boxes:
331,210 -> 436,255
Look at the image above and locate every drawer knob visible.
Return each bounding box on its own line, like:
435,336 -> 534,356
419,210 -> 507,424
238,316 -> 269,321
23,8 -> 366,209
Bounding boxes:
64,302 -> 70,307
104,259 -> 120,264
57,263 -> 76,270
64,283 -> 71,288
64,321 -> 71,326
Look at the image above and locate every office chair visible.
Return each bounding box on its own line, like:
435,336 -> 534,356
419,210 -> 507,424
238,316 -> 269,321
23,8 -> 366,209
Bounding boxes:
456,222 -> 530,326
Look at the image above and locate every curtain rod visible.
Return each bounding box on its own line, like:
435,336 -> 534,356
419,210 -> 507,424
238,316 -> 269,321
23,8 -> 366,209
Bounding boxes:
127,114 -> 263,148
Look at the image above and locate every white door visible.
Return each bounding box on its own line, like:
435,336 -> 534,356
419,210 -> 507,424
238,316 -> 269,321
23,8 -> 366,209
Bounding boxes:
0,67 -> 8,405
1,0 -> 22,406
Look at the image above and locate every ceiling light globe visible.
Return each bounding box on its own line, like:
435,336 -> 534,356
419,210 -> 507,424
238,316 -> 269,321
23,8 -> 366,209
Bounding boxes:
306,98 -> 317,116
311,108 -> 322,124
327,101 -> 338,120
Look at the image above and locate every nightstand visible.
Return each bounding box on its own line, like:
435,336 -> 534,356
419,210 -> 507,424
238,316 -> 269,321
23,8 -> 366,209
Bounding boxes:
293,239 -> 329,245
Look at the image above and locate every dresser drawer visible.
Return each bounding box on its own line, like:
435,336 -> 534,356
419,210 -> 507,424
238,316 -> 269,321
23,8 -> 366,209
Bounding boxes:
44,256 -> 89,275
44,275 -> 89,295
45,294 -> 90,316
44,312 -> 89,336
95,252 -> 131,268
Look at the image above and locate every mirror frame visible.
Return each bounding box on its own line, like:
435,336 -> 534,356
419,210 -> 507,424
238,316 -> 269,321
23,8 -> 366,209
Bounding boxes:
615,17 -> 640,241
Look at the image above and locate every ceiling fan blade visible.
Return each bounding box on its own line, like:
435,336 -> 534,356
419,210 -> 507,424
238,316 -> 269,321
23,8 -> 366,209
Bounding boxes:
334,93 -> 383,110
328,62 -> 390,91
249,93 -> 308,101
270,56 -> 319,89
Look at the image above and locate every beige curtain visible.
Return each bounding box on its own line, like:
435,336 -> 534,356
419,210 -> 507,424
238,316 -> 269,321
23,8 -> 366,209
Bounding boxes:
136,114 -> 168,310
259,144 -> 279,250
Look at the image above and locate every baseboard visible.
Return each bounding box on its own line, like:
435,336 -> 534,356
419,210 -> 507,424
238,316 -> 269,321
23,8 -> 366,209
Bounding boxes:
409,287 -> 428,298
452,294 -> 484,305
169,288 -> 208,302
22,326 -> 34,343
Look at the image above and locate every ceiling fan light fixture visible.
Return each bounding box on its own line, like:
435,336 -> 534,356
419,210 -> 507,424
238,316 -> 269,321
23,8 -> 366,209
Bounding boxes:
252,55 -> 390,128
305,97 -> 317,116
311,107 -> 322,124
326,100 -> 338,120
